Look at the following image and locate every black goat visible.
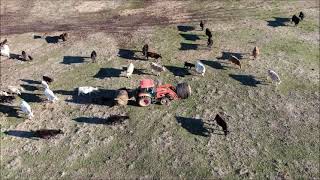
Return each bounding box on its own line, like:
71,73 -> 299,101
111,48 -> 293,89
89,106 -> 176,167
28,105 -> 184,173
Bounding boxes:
184,62 -> 195,69
142,44 -> 149,57
299,11 -> 305,21
214,114 -> 229,136
146,52 -> 162,60
43,75 -> 54,84
91,50 -> 97,63
31,129 -> 63,139
292,15 -> 300,26
205,28 -> 212,38
200,20 -> 204,31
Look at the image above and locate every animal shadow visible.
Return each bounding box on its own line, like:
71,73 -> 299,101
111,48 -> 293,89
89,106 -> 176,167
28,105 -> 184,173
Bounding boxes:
176,116 -> 210,137
3,130 -> 37,139
122,67 -> 153,76
73,116 -> 128,125
179,43 -> 199,50
21,84 -> 39,91
94,68 -> 122,79
118,49 -> 144,60
19,93 -> 42,102
9,53 -> 24,61
267,17 -> 291,27
66,89 -> 118,107
0,104 -> 21,118
177,25 -> 195,32
165,65 -> 191,77
20,79 -> 41,85
217,52 -> 244,60
200,60 -> 226,70
229,74 -> 265,87
61,56 -> 87,64
33,35 -> 42,39
179,33 -> 201,41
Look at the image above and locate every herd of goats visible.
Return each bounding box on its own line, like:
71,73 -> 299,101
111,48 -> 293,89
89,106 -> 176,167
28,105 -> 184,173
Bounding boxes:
0,11 -> 306,139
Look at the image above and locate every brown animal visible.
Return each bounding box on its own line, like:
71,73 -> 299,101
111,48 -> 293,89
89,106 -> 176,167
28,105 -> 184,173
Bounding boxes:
147,52 -> 162,60
228,55 -> 241,69
252,46 -> 259,60
214,114 -> 229,136
207,37 -> 213,48
31,129 -> 63,139
205,28 -> 212,38
200,20 -> 204,31
91,50 -> 97,63
142,44 -> 149,57
59,33 -> 68,41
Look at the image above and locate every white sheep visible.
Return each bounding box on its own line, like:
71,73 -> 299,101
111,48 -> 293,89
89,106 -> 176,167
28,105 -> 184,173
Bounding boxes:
126,63 -> 134,78
8,86 -> 25,95
195,61 -> 206,76
41,80 -> 49,89
268,70 -> 281,84
20,100 -> 34,119
44,88 -> 59,102
78,86 -> 99,96
0,44 -> 10,57
150,62 -> 166,76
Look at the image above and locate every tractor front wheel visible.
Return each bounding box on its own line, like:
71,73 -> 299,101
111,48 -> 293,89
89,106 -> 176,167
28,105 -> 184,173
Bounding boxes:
138,96 -> 152,107
160,97 -> 170,106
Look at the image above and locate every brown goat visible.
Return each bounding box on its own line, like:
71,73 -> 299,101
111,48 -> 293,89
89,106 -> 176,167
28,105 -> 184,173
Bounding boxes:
228,55 -> 241,69
214,114 -> 229,136
147,52 -> 162,60
200,20 -> 204,31
142,44 -> 149,57
252,46 -> 260,60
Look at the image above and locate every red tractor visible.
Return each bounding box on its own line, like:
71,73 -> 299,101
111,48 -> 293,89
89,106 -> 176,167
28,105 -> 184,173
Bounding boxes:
137,79 -> 191,106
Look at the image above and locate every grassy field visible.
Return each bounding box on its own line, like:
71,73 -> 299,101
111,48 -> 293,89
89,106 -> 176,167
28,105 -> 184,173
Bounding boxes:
0,0 -> 319,179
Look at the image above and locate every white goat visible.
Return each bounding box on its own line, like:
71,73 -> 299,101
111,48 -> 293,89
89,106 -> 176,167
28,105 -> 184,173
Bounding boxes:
44,88 -> 59,102
78,86 -> 99,96
8,86 -> 25,95
41,80 -> 49,89
126,63 -> 134,78
150,62 -> 166,76
195,61 -> 206,76
20,100 -> 34,119
268,70 -> 281,84
0,44 -> 10,57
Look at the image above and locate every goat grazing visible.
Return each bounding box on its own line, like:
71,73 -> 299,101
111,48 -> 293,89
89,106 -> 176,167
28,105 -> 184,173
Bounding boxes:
214,114 -> 229,136
267,70 -> 281,85
184,62 -> 195,69
205,28 -> 212,39
195,61 -> 206,76
142,44 -> 149,57
31,129 -> 63,139
126,63 -> 134,78
252,46 -> 260,60
150,62 -> 166,76
147,52 -> 162,60
228,55 -> 241,69
78,86 -> 99,96
43,75 -> 54,84
292,15 -> 300,26
299,11 -> 305,20
8,86 -> 25,95
91,50 -> 97,63
200,20 -> 204,31
0,44 -> 10,57
20,100 -> 34,119
44,88 -> 59,102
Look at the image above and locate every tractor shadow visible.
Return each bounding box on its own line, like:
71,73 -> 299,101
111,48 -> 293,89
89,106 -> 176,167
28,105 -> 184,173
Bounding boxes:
165,66 -> 191,77
267,17 -> 291,27
200,60 -> 227,70
176,116 -> 211,137
177,25 -> 195,32
118,49 -> 145,60
94,68 -> 122,79
179,33 -> 201,41
73,116 -> 128,125
0,104 -> 21,118
3,130 -> 38,139
61,56 -> 88,65
229,74 -> 267,87
217,52 -> 245,60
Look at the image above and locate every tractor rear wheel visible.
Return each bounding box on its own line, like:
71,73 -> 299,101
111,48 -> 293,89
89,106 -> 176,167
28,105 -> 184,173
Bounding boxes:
176,83 -> 191,99
138,96 -> 152,107
160,97 -> 170,106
